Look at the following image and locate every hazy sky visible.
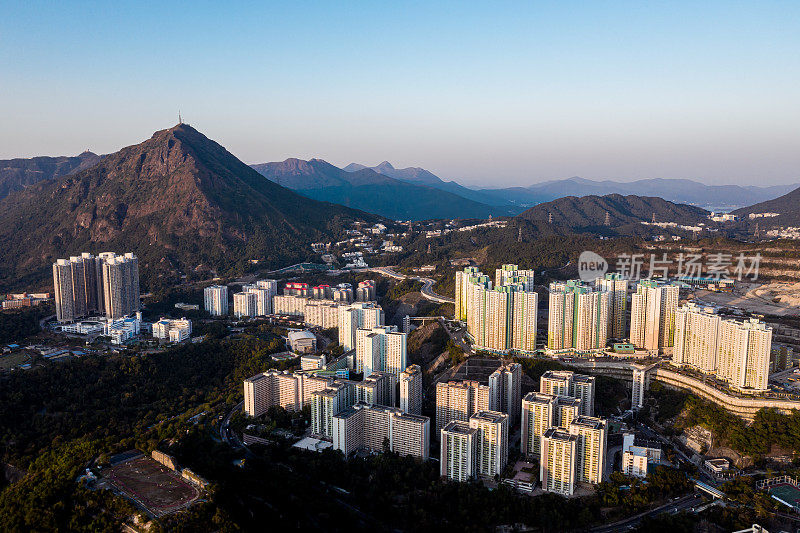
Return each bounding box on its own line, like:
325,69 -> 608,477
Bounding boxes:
2,1 -> 799,186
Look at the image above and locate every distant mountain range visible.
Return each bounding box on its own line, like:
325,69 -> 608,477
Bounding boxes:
251,159 -> 516,220
476,177 -> 795,211
732,185 -> 800,225
0,151 -> 102,200
0,125 -> 375,291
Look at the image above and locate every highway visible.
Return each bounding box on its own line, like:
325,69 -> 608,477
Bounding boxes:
220,400 -> 244,448
364,266 -> 455,304
590,493 -> 706,533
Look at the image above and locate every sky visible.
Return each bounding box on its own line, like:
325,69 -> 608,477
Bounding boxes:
1,1 -> 799,187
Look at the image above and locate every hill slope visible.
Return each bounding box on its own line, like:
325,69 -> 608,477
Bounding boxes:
252,158 -> 508,220
0,125 -> 376,291
516,193 -> 708,235
0,151 -> 102,200
732,185 -> 800,225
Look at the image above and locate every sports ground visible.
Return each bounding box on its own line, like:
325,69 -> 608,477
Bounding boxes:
104,454 -> 200,517
768,483 -> 800,510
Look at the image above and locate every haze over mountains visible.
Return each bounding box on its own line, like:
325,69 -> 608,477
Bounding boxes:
252,159 -> 516,220
733,185 -> 800,226
0,124 -> 375,290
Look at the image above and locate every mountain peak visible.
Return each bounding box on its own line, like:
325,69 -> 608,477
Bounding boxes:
376,161 -> 395,170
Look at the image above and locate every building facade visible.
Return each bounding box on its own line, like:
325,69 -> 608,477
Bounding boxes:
400,364 -> 423,415
629,280 -> 679,353
547,280 -> 610,352
204,285 -> 229,316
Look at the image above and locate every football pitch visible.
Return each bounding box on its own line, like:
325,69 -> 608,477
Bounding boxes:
104,455 -> 199,517
769,483 -> 800,509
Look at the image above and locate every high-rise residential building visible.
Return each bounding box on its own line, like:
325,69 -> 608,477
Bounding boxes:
204,285 -> 229,316
356,280 -> 377,302
456,266 -> 538,353
488,362 -> 522,423
311,382 -> 352,437
284,282 -> 311,297
547,280 -> 610,351
673,303 -> 721,372
440,420 -> 479,481
621,433 -> 662,479
355,325 -> 407,378
233,291 -> 258,318
672,304 -> 772,391
540,428 -> 578,496
246,287 -> 274,316
629,280 -> 679,353
333,402 -> 429,459
595,273 -> 627,340
631,364 -> 648,409
568,416 -> 607,484
99,252 -> 140,320
521,392 -> 556,457
338,302 -> 385,351
539,370 -> 596,417
435,380 -> 490,435
469,411 -> 509,478
716,318 -> 772,391
256,279 -> 279,293
272,294 -> 308,316
554,396 -> 582,428
495,264 -> 535,290
305,299 -> 341,328
311,284 -> 333,300
349,372 -> 395,407
244,370 -> 332,417
53,252 -> 138,322
400,364 -> 423,414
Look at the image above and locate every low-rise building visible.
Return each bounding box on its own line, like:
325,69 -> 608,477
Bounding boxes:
288,330 -> 317,354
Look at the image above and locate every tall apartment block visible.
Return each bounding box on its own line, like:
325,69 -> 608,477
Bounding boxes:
440,421 -> 479,481
233,291 -> 258,318
470,410 -> 509,478
488,362 -> 522,423
540,428 -> 578,496
355,280 -> 377,302
400,364 -> 423,414
355,325 -> 407,378
311,382 -> 352,437
629,280 -> 679,353
455,265 -> 538,353
521,392 -> 556,456
53,252 -> 139,322
243,370 -> 331,416
672,304 -> 772,391
435,380 -> 490,435
204,285 -> 229,316
333,401 -> 430,459
244,281 -> 276,316
595,273 -> 627,340
547,280 -> 610,351
338,301 -> 384,351
554,396 -> 582,428
540,370 -> 596,417
568,416 -> 607,484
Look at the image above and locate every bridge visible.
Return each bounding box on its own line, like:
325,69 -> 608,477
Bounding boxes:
692,479 -> 725,499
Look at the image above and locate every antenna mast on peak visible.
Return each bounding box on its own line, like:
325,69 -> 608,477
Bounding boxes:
178,111 -> 183,125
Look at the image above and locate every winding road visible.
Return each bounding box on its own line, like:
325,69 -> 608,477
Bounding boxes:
362,266 -> 454,304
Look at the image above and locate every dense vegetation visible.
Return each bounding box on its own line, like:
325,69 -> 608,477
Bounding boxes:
0,303 -> 52,344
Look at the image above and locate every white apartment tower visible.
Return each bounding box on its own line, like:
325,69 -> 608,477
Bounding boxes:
540,428 -> 578,496
338,302 -> 385,351
355,325 -> 407,378
469,411 -> 509,479
595,273 -> 627,340
204,285 -> 229,316
440,421 -> 479,481
400,364 -> 423,414
568,416 -> 607,484
233,291 -> 258,318
333,402 -> 430,459
540,370 -> 596,417
521,392 -> 556,457
547,281 -> 610,351
673,304 -> 721,372
99,252 -> 140,320
629,280 -> 679,353
488,362 -> 522,423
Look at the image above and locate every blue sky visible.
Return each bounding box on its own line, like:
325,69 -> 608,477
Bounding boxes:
1,1 -> 798,186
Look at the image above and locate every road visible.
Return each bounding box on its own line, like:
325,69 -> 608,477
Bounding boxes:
590,493 -> 705,533
220,400 -> 244,448
363,266 -> 455,304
